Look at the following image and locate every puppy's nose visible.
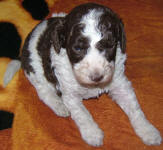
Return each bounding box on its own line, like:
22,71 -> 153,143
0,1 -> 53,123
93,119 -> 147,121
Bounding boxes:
90,73 -> 104,82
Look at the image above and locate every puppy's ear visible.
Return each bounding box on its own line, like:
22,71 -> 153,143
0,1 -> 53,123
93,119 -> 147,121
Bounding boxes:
118,20 -> 126,53
50,17 -> 65,53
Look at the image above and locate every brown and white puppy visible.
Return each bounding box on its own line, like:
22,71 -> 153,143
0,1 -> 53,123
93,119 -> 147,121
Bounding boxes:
5,3 -> 162,147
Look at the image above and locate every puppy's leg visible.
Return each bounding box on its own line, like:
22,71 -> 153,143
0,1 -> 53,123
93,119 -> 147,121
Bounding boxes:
26,73 -> 70,117
109,75 -> 162,145
63,95 -> 104,147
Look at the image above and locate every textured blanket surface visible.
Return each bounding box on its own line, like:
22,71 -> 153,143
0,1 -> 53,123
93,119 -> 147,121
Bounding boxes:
0,0 -> 163,150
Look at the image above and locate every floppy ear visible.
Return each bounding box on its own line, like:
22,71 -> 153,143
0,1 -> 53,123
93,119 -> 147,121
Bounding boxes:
50,17 -> 65,53
118,20 -> 126,53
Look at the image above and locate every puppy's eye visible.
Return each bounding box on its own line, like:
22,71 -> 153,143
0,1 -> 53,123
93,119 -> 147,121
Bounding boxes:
97,39 -> 115,51
74,47 -> 82,51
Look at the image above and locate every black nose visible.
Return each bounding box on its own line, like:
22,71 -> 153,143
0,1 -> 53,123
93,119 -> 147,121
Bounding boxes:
90,73 -> 104,82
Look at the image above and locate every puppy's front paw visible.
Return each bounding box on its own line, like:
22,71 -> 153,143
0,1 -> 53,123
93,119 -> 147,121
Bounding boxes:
134,122 -> 162,145
81,126 -> 104,147
141,124 -> 162,145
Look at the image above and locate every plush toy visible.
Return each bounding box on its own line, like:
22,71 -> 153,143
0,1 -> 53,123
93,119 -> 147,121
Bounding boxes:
0,0 -> 163,150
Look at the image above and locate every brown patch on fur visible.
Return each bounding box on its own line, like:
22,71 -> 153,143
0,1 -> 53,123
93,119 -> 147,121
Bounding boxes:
37,18 -> 64,96
21,32 -> 35,74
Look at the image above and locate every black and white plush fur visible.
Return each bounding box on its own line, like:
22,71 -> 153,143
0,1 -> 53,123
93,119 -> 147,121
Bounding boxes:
11,3 -> 162,147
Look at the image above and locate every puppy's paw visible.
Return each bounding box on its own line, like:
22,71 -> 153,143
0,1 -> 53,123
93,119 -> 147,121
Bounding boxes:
135,122 -> 162,145
81,126 -> 104,147
141,125 -> 162,145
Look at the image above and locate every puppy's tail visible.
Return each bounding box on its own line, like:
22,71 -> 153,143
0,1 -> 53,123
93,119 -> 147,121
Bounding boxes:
3,59 -> 21,88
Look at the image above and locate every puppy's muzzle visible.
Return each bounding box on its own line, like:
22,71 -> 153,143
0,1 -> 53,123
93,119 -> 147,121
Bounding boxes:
89,72 -> 104,82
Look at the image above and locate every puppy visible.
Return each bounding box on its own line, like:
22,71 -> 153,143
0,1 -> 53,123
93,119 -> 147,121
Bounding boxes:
18,3 -> 162,146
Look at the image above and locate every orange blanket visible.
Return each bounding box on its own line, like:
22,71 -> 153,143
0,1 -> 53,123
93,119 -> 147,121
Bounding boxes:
0,0 -> 163,150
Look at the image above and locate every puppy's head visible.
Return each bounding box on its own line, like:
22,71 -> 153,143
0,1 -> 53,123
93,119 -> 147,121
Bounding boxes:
52,3 -> 126,87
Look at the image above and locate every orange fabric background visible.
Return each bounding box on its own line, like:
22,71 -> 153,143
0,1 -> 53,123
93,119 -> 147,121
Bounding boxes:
0,0 -> 163,149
